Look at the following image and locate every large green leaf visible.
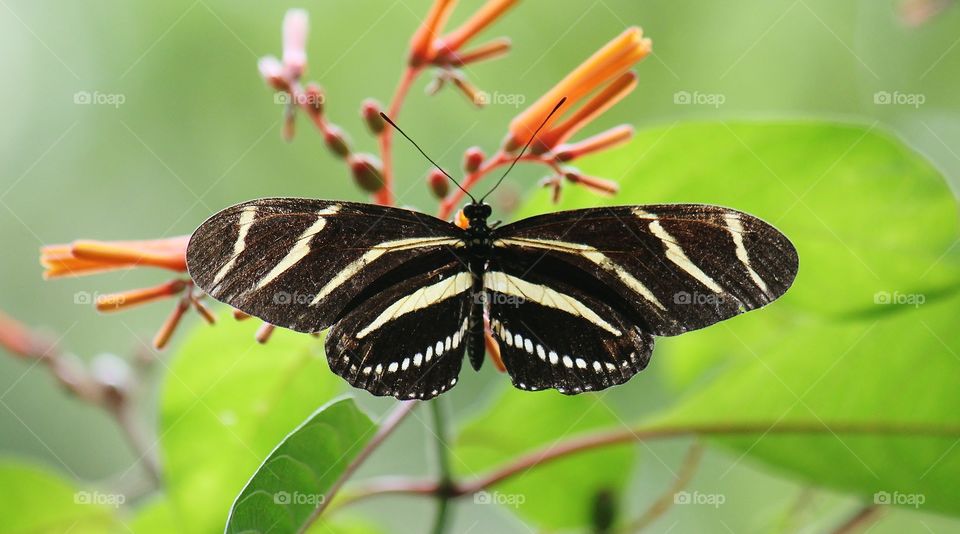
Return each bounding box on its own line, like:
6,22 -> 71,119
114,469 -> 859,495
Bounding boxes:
0,461 -> 117,533
521,122 -> 960,516
653,291 -> 960,516
454,386 -> 636,530
161,313 -> 343,533
226,398 -> 377,534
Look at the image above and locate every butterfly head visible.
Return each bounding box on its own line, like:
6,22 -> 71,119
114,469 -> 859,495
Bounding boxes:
462,202 -> 492,225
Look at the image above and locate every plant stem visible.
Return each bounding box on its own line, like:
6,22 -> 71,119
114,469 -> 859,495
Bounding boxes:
430,399 -> 454,534
830,505 -> 885,534
299,400 -> 419,533
377,66 -> 422,206
331,419 -> 960,510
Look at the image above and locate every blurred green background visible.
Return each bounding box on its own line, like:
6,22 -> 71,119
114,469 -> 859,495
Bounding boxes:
2,0 -> 960,532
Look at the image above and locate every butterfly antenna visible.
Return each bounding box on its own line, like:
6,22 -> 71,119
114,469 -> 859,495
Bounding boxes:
479,96 -> 567,203
379,112 -> 476,204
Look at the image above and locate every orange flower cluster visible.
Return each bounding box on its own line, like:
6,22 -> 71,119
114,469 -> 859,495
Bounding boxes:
409,0 -> 517,68
409,0 -> 518,106
39,236 -> 214,349
437,27 -> 651,215
508,27 -> 650,153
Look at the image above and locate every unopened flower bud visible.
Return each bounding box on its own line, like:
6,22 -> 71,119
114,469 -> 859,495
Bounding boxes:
256,323 -> 276,344
451,75 -> 485,107
282,104 -> 296,142
361,99 -> 386,134
323,126 -> 351,159
463,147 -> 485,173
282,9 -> 309,78
427,169 -> 450,199
564,170 -> 619,196
258,56 -> 288,91
350,154 -> 384,193
303,83 -> 324,116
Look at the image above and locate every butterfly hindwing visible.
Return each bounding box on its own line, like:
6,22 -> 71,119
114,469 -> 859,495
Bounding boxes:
492,204 -> 798,336
484,268 -> 653,394
325,263 -> 474,400
186,198 -> 464,333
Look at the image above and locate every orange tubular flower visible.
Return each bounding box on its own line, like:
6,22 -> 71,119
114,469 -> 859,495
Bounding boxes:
40,236 -> 197,349
410,0 -> 518,67
506,27 -> 651,152
41,236 -> 189,279
409,0 -> 459,67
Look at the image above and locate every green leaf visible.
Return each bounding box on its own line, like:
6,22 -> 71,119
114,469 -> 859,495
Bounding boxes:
454,386 -> 635,530
161,312 -> 344,534
519,121 -> 960,516
125,496 -> 179,534
226,397 -> 377,534
0,461 -> 117,533
653,292 -> 960,516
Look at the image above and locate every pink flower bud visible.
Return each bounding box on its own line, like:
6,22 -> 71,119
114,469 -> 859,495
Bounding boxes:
362,99 -> 386,134
463,146 -> 485,172
427,169 -> 450,198
303,83 -> 324,116
258,56 -> 288,91
282,9 -> 309,77
350,154 -> 384,193
323,126 -> 351,159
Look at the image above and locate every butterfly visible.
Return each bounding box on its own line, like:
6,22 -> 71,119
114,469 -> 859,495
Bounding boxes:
186,197 -> 798,400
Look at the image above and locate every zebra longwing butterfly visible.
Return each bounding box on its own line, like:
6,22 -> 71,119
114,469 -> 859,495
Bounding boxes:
186,198 -> 798,400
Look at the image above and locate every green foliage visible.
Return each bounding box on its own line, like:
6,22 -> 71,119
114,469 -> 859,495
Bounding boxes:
523,121 -> 960,516
455,386 -> 636,530
226,398 -> 376,534
0,462 -> 117,533
160,313 -> 344,533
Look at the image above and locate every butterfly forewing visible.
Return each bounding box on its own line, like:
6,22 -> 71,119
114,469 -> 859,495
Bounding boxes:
326,262 -> 473,399
492,204 -> 798,337
186,198 -> 465,333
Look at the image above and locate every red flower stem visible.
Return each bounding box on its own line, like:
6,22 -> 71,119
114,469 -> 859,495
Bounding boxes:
377,66 -> 423,207
437,152 -> 555,219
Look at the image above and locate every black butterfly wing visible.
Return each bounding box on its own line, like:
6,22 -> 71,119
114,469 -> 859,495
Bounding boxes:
326,262 -> 475,400
484,268 -> 653,395
187,198 -> 465,333
492,204 -> 798,337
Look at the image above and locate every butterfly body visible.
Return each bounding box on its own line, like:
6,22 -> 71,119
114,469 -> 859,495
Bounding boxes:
187,198 -> 798,400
